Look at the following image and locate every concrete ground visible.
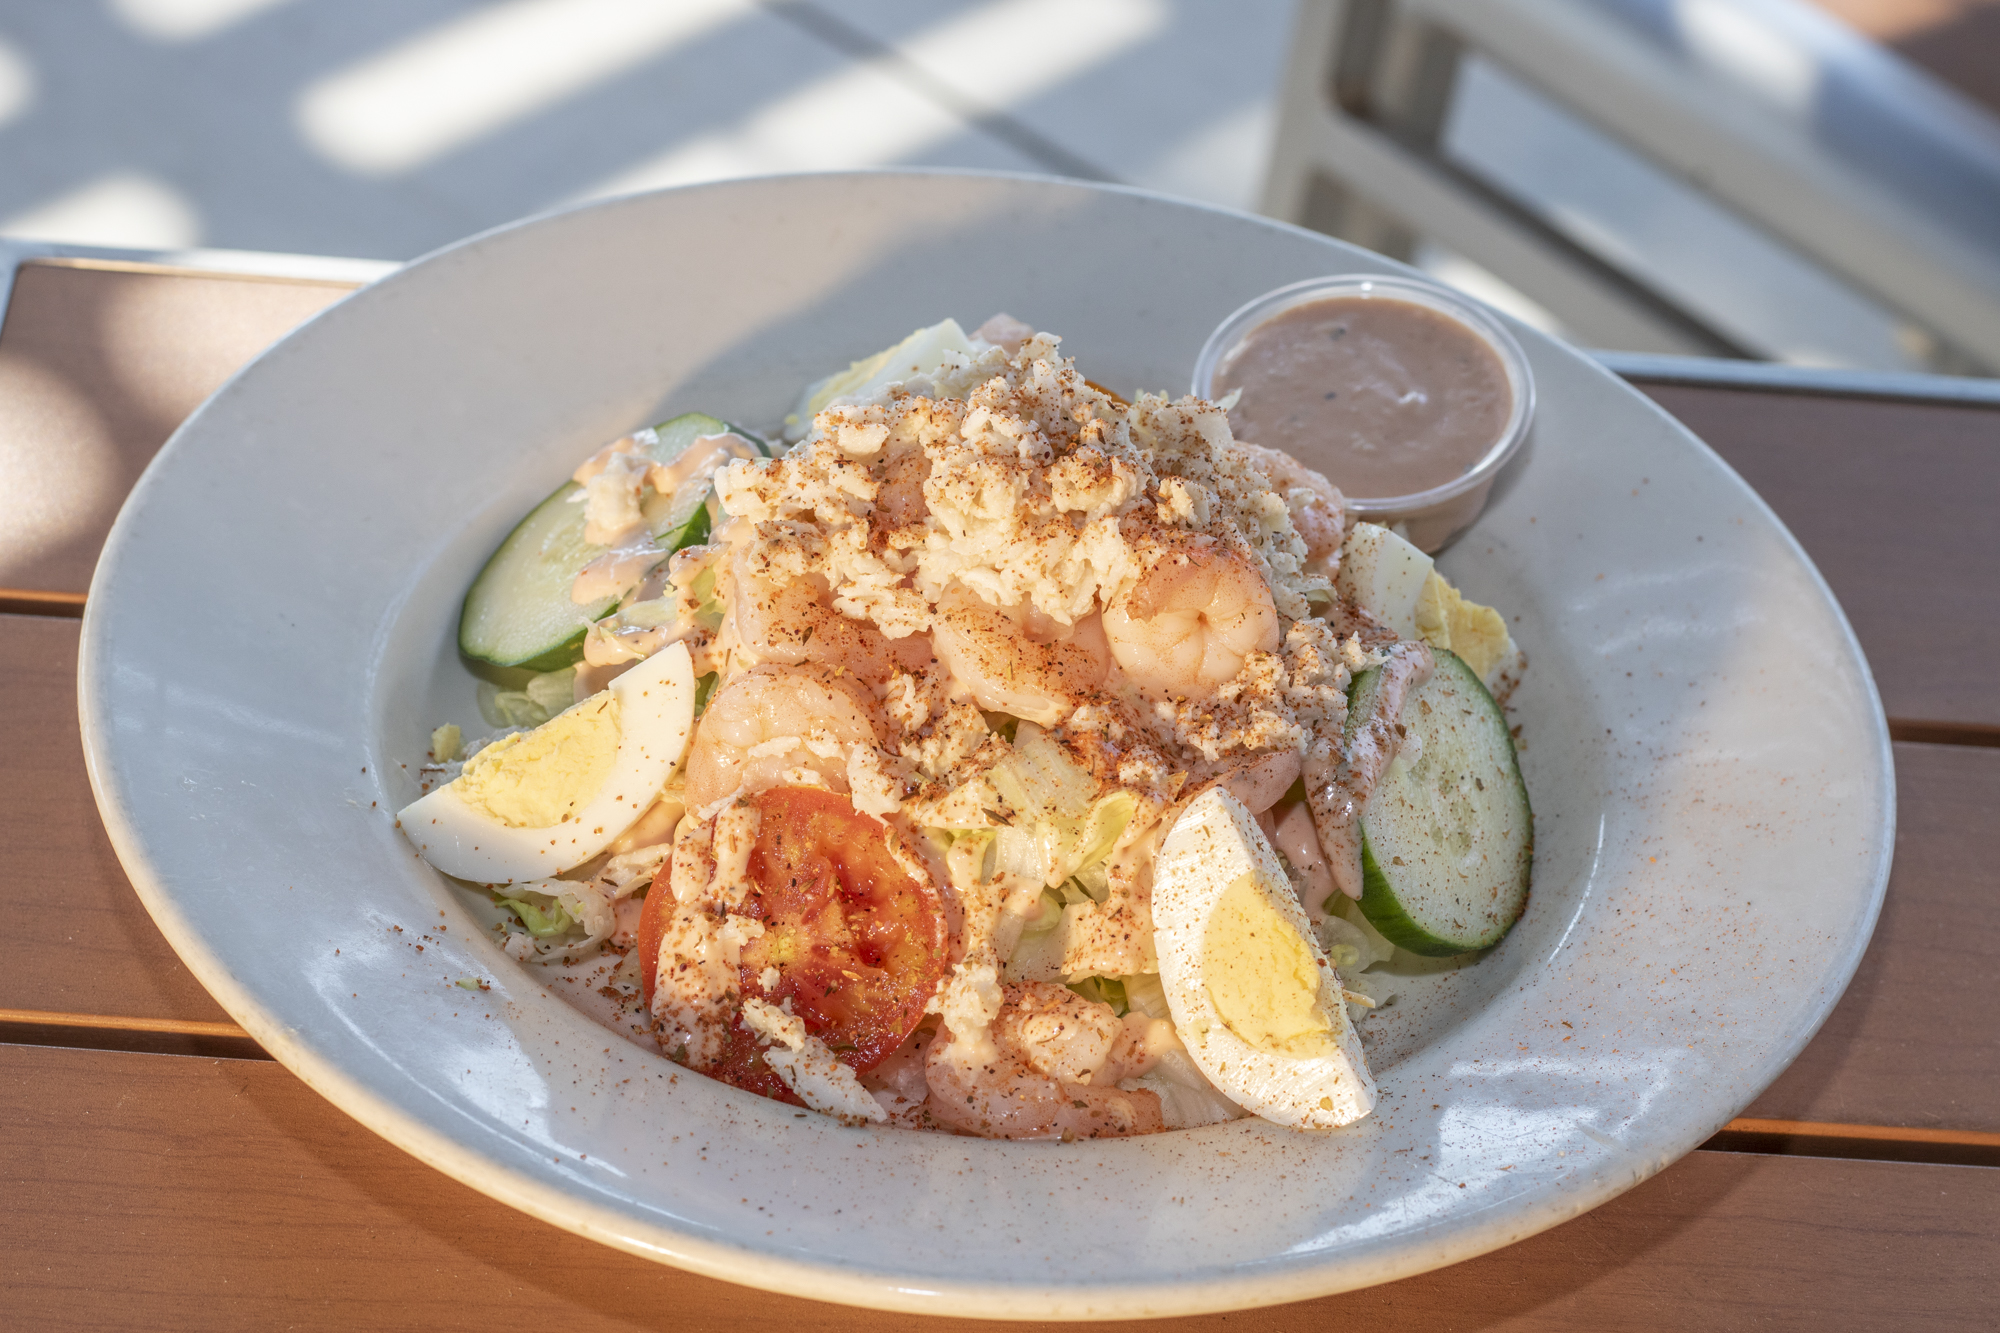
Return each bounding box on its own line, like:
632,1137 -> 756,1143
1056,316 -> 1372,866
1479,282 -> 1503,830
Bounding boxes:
0,1 -> 1291,256
0,0 -> 1989,368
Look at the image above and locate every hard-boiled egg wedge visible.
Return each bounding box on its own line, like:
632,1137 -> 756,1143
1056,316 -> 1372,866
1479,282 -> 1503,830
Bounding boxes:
399,643 -> 695,883
1335,521 -> 1433,639
1152,786 -> 1376,1129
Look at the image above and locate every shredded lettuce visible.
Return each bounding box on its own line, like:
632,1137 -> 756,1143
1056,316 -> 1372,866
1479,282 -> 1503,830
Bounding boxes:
983,726 -> 1135,889
1005,920 -> 1066,981
1021,888 -> 1064,934
475,666 -> 577,730
687,563 -> 725,632
1061,863 -> 1108,905
1071,793 -> 1134,878
496,891 -> 573,938
618,597 -> 678,629
1116,974 -> 1248,1127
1123,971 -> 1171,1021
524,667 -> 574,713
1321,893 -> 1398,969
1067,975 -> 1128,1015
990,825 -> 1040,882
1004,723 -> 1098,819
1131,1053 -> 1248,1127
492,844 -> 668,965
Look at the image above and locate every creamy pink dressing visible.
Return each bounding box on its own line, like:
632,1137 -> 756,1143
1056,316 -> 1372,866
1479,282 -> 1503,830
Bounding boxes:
1215,297 -> 1510,499
572,541 -> 666,605
1271,800 -> 1337,907
1303,640 -> 1435,898
573,434 -> 645,485
655,431 -> 763,497
567,432 -> 762,606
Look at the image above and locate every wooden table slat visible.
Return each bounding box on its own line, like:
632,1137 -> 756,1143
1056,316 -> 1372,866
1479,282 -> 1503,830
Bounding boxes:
2,613 -> 235,1024
1637,384 -> 2000,733
0,262 -> 354,596
1742,740 -> 2000,1133
3,1043 -> 1995,1333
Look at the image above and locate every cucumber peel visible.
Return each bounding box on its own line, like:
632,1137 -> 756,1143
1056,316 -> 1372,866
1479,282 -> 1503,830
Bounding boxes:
457,481 -> 617,671
458,411 -> 751,671
1349,648 -> 1532,956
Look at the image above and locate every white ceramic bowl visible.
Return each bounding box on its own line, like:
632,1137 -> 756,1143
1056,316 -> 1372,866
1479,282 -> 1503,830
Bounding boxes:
78,172 -> 1892,1320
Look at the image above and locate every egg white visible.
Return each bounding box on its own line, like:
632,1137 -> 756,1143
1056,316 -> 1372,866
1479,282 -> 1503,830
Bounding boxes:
1151,786 -> 1377,1129
398,643 -> 695,883
1335,522 -> 1433,640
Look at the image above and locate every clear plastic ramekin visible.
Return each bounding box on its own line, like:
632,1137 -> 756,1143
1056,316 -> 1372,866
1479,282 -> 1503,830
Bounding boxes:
1192,274 -> 1535,553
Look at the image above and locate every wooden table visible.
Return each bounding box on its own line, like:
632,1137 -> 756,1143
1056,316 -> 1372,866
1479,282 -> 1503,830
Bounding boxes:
2,257 -> 1995,1332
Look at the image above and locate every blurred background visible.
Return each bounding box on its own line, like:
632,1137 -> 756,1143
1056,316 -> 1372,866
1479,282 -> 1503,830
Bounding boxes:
1,0 -> 1996,373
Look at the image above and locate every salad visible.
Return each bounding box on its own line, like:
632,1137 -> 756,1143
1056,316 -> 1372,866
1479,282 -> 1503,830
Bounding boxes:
398,315 -> 1532,1139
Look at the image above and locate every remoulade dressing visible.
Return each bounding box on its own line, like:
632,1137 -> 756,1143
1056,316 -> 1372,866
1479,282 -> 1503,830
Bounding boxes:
1213,296 -> 1511,499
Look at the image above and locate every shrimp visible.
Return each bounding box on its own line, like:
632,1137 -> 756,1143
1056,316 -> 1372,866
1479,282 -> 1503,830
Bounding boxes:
924,982 -> 1167,1139
931,583 -> 1110,725
683,667 -> 878,811
731,553 -> 932,687
972,312 -> 1035,354
1101,537 -> 1279,700
1236,441 -> 1346,568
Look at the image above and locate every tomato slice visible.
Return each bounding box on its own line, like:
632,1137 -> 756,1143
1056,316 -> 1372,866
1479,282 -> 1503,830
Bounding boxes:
637,787 -> 949,1103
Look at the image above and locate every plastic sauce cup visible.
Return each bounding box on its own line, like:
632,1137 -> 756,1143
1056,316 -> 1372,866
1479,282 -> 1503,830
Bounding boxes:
1192,274 -> 1535,553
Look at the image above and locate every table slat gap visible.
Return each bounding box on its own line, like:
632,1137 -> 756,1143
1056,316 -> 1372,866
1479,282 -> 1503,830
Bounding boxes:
1703,1127 -> 2000,1169
0,589 -> 87,618
1886,719 -> 2000,748
1724,1117 -> 2000,1148
0,1006 -> 249,1039
0,1022 -> 268,1063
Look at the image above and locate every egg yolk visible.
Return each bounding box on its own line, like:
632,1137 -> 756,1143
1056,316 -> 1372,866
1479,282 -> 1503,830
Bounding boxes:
1415,572 -> 1510,680
454,695 -> 620,828
1204,872 -> 1337,1058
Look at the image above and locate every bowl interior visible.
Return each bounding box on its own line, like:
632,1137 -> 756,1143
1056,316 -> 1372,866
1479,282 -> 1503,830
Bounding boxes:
80,172 -> 1891,1320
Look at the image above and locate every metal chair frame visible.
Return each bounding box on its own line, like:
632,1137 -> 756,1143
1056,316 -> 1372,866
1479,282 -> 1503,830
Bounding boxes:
1261,0 -> 2000,372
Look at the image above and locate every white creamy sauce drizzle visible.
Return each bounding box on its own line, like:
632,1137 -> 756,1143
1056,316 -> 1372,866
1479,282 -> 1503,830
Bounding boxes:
1304,640 -> 1434,899
649,799 -> 762,1064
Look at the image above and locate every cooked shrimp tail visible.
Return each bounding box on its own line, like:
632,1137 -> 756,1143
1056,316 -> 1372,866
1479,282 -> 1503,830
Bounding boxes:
1102,537 -> 1279,700
931,584 -> 1109,725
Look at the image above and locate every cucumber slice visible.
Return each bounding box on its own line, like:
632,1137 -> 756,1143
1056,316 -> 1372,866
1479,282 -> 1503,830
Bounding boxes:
1349,648 -> 1532,955
457,481 -> 616,671
457,411 -> 742,671
724,420 -> 779,457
